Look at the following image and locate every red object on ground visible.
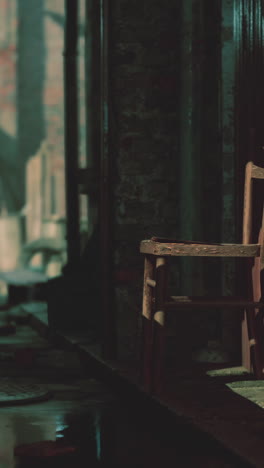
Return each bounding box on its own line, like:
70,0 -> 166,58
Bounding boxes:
14,440 -> 77,457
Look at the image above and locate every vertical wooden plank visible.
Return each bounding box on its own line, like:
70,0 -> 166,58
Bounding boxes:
242,161 -> 253,244
153,256 -> 168,395
241,303 -> 251,372
142,255 -> 155,320
64,0 -> 81,263
241,162 -> 253,371
141,255 -> 155,392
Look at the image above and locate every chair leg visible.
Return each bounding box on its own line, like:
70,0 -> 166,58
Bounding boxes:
242,256 -> 251,372
243,302 -> 264,380
152,256 -> 168,395
250,252 -> 264,378
244,307 -> 264,378
242,227 -> 264,379
242,308 -> 250,372
141,255 -> 155,392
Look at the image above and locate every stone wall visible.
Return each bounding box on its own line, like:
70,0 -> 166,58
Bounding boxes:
109,0 -> 181,358
108,0 -> 237,360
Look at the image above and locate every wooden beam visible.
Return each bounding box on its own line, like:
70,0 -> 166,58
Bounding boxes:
64,0 -> 81,263
140,240 -> 260,257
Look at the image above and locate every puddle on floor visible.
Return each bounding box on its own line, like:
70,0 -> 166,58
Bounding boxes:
0,378 -> 248,468
0,326 -> 251,468
0,384 -> 110,468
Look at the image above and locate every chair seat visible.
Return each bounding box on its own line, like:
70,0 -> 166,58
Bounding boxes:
140,239 -> 260,257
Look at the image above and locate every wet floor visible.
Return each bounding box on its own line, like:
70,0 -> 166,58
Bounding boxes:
0,323 -> 251,468
0,376 -> 251,467
0,381 -> 250,468
0,378 -> 110,468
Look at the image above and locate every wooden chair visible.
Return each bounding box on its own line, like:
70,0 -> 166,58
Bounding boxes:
140,161 -> 264,394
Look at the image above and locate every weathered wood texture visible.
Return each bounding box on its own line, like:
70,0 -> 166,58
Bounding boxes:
140,240 -> 260,257
243,161 -> 254,244
141,255 -> 155,392
251,164 -> 264,179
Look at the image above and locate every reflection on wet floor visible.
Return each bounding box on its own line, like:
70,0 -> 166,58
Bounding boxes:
0,379 -> 109,468
0,382 -> 249,468
0,323 -> 250,468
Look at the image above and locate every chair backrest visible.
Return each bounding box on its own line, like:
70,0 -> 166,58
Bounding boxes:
243,162 -> 264,245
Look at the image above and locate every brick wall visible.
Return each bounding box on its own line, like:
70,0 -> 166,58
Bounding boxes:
109,0 -> 183,358
108,0 -> 237,360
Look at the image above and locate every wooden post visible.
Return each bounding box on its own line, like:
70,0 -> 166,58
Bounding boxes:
241,161 -> 253,371
64,0 -> 81,264
153,256 -> 168,395
141,255 -> 155,392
